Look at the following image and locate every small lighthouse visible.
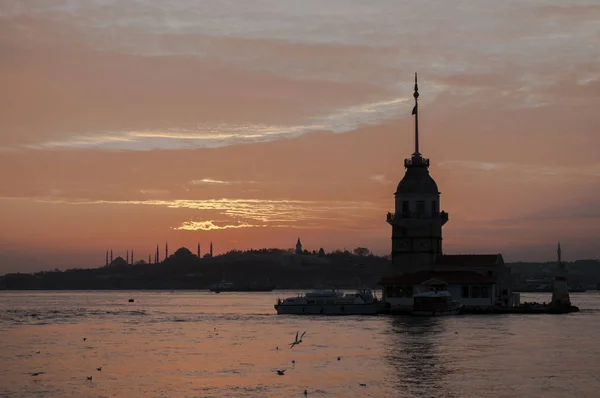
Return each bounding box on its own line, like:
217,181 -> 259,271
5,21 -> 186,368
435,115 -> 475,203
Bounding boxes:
550,242 -> 571,311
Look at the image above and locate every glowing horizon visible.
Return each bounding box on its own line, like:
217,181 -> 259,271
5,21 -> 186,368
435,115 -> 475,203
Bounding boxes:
1,0 -> 599,273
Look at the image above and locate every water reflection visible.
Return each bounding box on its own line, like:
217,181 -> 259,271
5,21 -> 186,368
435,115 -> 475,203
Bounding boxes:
386,316 -> 458,398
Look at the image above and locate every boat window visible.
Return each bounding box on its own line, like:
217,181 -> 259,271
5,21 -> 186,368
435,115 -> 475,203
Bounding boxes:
481,286 -> 489,298
461,286 -> 470,298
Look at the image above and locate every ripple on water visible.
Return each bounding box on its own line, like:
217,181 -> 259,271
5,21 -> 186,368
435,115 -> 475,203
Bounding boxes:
0,291 -> 599,397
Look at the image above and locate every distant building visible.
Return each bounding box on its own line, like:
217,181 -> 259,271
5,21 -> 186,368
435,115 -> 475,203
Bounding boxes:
295,238 -> 303,255
379,74 -> 516,312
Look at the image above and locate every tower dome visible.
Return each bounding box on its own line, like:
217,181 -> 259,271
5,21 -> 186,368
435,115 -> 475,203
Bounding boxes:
395,163 -> 439,195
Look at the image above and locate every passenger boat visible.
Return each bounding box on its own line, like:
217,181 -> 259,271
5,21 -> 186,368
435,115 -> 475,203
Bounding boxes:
411,290 -> 463,316
274,289 -> 382,315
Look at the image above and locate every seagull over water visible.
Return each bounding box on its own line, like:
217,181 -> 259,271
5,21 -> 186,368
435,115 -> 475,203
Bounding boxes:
289,330 -> 307,349
276,369 -> 286,376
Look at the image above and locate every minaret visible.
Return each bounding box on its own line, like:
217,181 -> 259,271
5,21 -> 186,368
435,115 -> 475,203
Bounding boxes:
110,250 -> 113,263
148,253 -> 151,264
295,238 -> 303,255
156,245 -> 159,264
551,242 -> 571,309
197,243 -> 201,258
105,250 -> 109,266
126,250 -> 129,264
131,250 -> 134,265
210,242 -> 213,258
387,73 -> 448,274
165,242 -> 168,260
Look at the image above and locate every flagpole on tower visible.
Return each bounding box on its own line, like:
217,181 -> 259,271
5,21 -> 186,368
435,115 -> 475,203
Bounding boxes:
412,72 -> 420,156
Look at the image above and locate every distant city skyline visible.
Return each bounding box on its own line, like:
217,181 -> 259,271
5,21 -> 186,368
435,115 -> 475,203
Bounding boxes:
1,1 -> 599,273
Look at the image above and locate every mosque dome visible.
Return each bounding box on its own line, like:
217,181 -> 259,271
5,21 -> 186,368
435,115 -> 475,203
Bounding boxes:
174,247 -> 193,257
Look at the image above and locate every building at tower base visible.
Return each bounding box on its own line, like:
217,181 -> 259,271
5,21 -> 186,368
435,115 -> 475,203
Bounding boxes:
550,242 -> 571,310
378,74 -> 517,313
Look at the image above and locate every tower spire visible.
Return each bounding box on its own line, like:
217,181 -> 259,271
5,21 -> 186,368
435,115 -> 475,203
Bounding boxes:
557,242 -> 563,270
412,72 -> 420,156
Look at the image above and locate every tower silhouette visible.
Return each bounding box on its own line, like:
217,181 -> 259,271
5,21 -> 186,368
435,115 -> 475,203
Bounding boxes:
210,242 -> 213,257
387,73 -> 448,274
165,242 -> 168,261
197,243 -> 201,258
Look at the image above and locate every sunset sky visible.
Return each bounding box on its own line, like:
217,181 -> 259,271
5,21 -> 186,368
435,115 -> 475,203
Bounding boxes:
1,0 -> 599,273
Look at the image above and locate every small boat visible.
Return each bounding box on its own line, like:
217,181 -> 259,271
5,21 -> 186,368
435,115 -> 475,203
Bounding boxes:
411,290 -> 462,316
274,289 -> 382,315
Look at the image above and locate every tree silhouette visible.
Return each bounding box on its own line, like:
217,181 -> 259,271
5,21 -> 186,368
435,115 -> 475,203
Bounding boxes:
353,247 -> 370,257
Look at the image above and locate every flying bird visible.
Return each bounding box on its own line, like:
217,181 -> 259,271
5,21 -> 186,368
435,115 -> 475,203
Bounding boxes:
289,330 -> 307,348
82,338 -> 87,342
87,376 -> 93,381
276,369 -> 286,376
359,383 -> 367,387
96,367 -> 102,371
31,372 -> 45,377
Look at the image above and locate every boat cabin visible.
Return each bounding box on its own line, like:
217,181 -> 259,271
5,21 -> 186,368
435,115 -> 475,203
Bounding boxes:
413,290 -> 453,312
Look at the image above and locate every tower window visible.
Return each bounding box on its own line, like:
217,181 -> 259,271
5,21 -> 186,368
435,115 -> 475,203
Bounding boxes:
431,201 -> 437,215
402,201 -> 409,214
416,200 -> 425,215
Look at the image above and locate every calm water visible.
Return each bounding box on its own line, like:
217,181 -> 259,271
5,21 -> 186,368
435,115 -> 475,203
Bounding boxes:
1,291 -> 599,398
